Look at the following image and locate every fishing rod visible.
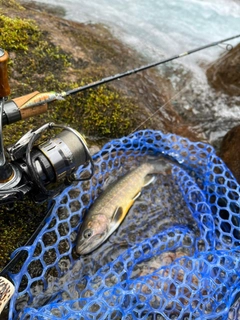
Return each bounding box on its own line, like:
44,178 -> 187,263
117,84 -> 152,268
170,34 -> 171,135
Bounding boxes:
64,33 -> 240,96
0,34 -> 238,205
2,33 -> 239,116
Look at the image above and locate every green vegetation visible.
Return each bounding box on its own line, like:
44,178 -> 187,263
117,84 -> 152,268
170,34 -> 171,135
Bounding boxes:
0,0 -> 24,10
0,199 -> 48,265
0,15 -> 40,52
81,85 -> 137,137
0,14 -> 72,147
51,81 -> 139,137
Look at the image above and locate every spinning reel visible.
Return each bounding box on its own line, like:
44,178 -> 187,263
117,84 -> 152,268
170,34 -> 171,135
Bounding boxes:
0,48 -> 94,205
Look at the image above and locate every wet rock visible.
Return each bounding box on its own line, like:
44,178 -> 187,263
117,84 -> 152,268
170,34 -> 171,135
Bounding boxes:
206,43 -> 240,96
219,124 -> 240,183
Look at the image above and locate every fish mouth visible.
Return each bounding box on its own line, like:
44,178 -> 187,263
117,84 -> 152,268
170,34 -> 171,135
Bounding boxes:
77,241 -> 102,255
76,241 -> 90,255
76,234 -> 107,255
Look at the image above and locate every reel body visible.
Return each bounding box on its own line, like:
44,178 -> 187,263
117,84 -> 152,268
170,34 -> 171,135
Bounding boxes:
1,123 -> 94,204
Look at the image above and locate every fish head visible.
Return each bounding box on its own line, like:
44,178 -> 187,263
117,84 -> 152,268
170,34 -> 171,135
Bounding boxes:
76,214 -> 109,254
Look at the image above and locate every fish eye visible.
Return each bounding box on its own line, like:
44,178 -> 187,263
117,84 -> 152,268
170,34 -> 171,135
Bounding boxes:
83,228 -> 93,239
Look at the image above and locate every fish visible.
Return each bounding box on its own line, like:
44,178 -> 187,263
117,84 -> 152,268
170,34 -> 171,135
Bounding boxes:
76,160 -> 166,254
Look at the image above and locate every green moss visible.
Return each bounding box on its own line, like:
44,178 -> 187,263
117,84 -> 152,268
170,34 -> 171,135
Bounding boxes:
80,85 -> 139,137
0,0 -> 24,10
0,15 -> 40,52
43,78 -> 140,138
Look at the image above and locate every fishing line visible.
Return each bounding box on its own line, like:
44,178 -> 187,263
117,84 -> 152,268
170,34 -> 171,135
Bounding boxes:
132,84 -> 188,133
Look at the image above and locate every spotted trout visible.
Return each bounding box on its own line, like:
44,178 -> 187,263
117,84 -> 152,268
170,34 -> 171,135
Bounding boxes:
76,161 -> 166,254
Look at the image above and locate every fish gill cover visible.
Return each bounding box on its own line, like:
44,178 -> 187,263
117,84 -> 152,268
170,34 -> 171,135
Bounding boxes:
7,129 -> 240,319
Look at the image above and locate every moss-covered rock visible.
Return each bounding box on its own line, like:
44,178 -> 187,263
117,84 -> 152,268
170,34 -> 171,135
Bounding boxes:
0,0 -> 24,10
0,14 -> 40,52
0,5 -> 144,141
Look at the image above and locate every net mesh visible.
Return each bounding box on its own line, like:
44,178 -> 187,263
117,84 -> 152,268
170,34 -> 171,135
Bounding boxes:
6,129 -> 240,319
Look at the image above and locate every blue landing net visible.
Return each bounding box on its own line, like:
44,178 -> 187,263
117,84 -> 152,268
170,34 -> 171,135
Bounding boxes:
7,129 -> 240,319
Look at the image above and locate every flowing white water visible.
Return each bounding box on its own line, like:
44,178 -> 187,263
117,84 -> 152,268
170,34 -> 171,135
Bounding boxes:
31,0 -> 240,75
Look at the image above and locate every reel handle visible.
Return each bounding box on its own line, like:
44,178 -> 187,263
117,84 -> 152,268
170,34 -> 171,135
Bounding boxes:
0,277 -> 15,314
0,49 -> 10,98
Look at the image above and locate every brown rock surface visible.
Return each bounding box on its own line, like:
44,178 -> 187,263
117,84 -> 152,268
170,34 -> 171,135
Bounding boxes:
219,124 -> 240,183
206,43 -> 240,96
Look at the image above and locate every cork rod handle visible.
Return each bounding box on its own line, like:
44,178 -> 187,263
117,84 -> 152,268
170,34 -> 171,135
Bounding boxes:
0,49 -> 10,97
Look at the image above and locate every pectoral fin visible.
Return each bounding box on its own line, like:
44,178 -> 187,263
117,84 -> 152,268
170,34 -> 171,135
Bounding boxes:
112,206 -> 124,223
